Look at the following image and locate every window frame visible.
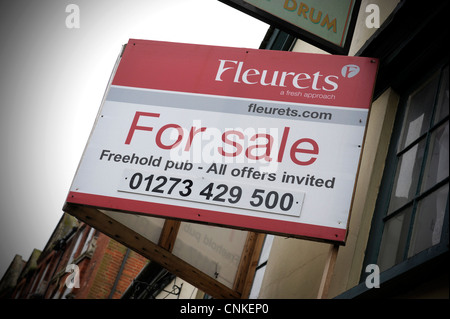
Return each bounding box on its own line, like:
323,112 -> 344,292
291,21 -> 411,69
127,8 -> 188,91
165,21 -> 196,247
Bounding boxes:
361,60 -> 449,286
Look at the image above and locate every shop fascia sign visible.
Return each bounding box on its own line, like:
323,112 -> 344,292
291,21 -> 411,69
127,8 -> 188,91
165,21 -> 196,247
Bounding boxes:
64,39 -> 378,244
219,0 -> 361,55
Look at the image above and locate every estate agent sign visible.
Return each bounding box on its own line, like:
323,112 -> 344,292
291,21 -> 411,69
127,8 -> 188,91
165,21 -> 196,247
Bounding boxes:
65,39 -> 378,244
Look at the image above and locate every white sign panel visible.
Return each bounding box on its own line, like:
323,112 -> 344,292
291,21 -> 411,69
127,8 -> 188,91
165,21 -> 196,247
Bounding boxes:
66,40 -> 378,244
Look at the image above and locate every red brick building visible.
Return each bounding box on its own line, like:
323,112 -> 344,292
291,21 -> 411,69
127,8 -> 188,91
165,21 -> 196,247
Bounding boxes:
2,213 -> 148,299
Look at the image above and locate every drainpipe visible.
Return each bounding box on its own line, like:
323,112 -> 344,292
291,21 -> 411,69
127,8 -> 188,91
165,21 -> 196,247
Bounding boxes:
108,248 -> 131,299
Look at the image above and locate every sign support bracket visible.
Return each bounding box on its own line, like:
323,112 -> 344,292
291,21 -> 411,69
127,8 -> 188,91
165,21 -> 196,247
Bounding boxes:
233,232 -> 266,298
317,243 -> 339,299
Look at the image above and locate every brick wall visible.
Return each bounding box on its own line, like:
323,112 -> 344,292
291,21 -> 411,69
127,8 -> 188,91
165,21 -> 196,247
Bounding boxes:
7,222 -> 148,299
86,235 -> 147,299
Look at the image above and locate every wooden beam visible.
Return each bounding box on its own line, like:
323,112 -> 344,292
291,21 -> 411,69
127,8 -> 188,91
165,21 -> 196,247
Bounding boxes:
158,219 -> 181,252
233,232 -> 266,298
240,233 -> 266,299
317,244 -> 339,299
64,204 -> 241,299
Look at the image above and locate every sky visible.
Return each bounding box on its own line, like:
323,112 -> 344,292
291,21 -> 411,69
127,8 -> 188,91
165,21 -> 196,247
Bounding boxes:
0,0 -> 268,280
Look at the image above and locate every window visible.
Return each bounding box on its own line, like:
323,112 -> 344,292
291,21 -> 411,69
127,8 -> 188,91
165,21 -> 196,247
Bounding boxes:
366,63 -> 449,274
80,227 -> 96,256
67,229 -> 84,266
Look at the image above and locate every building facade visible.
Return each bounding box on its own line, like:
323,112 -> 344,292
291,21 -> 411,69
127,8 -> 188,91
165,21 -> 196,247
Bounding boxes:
1,213 -> 148,299
251,0 -> 448,299
117,0 -> 449,300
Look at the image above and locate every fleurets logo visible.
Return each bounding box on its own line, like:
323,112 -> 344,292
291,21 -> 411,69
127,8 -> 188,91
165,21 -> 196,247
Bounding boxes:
214,60 -> 360,92
341,64 -> 360,78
